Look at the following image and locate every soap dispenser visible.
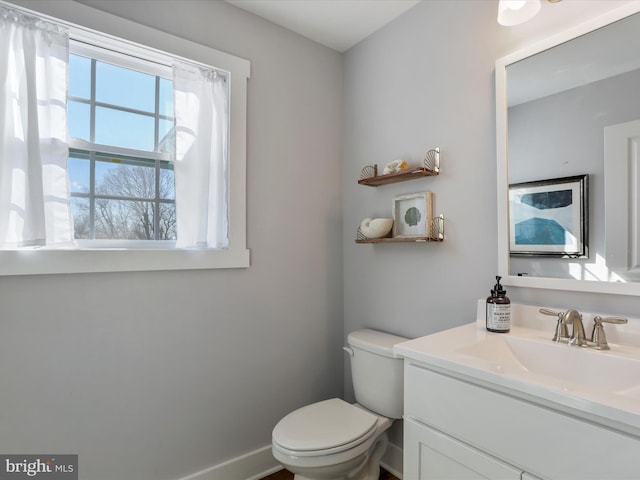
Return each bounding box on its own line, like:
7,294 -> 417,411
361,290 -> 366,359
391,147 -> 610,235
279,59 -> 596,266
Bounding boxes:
486,275 -> 511,333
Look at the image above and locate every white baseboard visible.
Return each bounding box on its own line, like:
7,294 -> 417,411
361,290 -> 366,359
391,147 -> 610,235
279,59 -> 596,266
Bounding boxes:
381,442 -> 403,479
178,445 -> 281,480
178,442 -> 403,480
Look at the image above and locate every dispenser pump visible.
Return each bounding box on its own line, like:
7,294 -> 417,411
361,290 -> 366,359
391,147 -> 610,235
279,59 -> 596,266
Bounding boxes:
492,276 -> 506,297
486,275 -> 511,333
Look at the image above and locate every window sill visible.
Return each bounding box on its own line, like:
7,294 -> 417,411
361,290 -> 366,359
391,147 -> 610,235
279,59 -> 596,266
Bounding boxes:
0,248 -> 250,276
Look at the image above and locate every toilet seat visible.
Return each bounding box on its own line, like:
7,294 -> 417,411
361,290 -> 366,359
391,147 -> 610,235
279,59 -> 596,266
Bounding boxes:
272,398 -> 378,456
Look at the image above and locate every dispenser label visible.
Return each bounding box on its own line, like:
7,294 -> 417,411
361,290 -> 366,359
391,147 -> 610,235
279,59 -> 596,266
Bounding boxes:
486,303 -> 511,331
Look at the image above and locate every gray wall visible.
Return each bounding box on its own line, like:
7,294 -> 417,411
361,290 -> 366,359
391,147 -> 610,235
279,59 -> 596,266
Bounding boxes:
342,1 -> 508,447
0,1 -> 343,479
344,0 -> 505,348
342,0 -> 640,444
344,0 -> 640,347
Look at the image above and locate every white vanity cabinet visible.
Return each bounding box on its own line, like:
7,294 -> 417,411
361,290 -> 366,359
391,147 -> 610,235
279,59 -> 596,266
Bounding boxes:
402,360 -> 640,480
404,417 -> 522,479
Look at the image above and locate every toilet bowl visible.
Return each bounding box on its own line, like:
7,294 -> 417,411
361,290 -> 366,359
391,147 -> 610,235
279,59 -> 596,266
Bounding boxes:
272,329 -> 408,480
272,399 -> 392,480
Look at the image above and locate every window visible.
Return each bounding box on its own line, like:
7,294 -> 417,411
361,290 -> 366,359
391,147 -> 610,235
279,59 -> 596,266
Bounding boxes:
0,2 -> 250,274
67,45 -> 177,245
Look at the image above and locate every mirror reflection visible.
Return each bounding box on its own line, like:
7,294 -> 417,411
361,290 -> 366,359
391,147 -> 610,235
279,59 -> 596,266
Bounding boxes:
506,11 -> 640,283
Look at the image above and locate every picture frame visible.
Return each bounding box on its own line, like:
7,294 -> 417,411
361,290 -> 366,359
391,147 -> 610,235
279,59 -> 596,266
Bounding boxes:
392,192 -> 433,238
509,175 -> 588,257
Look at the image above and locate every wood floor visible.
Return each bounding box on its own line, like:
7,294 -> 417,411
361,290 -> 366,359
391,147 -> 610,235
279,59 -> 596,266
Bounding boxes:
260,467 -> 399,480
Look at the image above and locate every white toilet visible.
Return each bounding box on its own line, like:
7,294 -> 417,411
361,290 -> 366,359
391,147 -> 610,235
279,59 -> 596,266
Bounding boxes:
272,329 -> 408,480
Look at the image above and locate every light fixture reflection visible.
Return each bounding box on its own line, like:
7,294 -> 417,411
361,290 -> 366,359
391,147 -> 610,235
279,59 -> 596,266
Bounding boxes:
497,0 -> 542,26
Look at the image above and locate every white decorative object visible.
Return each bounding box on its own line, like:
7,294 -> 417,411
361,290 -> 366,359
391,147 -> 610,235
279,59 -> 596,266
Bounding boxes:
359,218 -> 393,239
383,159 -> 409,175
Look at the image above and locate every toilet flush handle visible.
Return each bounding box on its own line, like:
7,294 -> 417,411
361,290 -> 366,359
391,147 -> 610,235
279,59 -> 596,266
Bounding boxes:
343,346 -> 354,356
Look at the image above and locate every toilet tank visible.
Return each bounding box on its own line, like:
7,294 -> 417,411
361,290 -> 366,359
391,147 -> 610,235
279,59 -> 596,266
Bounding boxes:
347,329 -> 408,419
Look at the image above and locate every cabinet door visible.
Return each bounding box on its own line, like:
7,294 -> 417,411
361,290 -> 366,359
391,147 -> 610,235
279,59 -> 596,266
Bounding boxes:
405,418 -> 522,480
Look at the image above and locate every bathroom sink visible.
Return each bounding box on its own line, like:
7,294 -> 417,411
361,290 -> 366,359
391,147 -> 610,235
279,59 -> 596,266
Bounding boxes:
393,301 -> 640,434
455,334 -> 640,398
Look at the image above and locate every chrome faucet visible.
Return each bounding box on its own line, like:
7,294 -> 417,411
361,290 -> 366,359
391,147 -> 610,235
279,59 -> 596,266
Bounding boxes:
540,308 -> 628,350
562,309 -> 588,347
540,308 -> 586,346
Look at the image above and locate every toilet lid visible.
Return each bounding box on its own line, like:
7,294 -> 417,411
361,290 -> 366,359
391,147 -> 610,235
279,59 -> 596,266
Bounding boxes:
273,398 -> 377,452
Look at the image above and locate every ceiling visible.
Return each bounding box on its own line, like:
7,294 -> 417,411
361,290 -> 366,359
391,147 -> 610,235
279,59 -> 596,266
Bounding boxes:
224,0 -> 421,52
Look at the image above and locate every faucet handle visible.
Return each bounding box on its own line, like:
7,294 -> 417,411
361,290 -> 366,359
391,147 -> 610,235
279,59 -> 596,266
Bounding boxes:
590,316 -> 628,350
539,308 -> 569,342
595,316 -> 628,325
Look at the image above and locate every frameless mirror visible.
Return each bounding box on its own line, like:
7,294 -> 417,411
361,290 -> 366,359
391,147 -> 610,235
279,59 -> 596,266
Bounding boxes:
496,4 -> 640,295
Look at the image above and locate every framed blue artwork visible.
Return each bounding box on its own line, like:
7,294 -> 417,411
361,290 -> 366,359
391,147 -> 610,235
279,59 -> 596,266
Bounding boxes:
509,175 -> 588,257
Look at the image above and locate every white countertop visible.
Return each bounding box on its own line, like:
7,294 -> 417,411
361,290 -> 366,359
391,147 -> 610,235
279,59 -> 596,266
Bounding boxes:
394,301 -> 640,437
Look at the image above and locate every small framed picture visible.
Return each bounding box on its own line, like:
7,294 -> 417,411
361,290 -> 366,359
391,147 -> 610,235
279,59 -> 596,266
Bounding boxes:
509,175 -> 588,257
392,192 -> 433,238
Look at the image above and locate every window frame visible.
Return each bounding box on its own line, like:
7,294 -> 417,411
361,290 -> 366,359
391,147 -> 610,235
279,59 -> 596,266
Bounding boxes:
0,1 -> 250,275
68,43 -> 177,244
68,41 -> 176,159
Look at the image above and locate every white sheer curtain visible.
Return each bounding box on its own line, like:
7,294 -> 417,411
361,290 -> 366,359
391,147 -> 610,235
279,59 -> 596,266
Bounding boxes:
173,61 -> 229,249
0,7 -> 73,248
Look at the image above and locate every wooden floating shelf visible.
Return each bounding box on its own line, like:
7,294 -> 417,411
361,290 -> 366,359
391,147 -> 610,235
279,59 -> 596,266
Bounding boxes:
356,214 -> 445,244
355,236 -> 443,244
357,167 -> 439,187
